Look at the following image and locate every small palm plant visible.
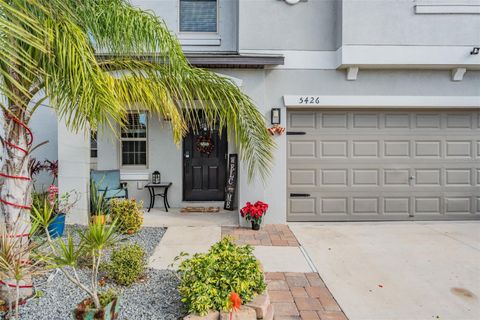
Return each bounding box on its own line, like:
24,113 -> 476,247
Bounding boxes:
31,203 -> 121,319
90,180 -> 110,224
0,223 -> 46,319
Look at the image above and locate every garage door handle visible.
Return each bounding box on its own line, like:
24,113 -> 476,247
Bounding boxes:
286,131 -> 306,135
290,193 -> 311,197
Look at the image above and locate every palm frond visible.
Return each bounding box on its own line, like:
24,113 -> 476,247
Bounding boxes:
63,0 -> 187,68
40,18 -> 124,132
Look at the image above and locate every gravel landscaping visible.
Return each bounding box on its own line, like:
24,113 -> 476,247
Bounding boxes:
1,226 -> 186,320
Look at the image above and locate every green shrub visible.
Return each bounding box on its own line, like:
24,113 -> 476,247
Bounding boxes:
109,199 -> 143,234
104,243 -> 146,286
178,237 -> 266,315
98,289 -> 118,308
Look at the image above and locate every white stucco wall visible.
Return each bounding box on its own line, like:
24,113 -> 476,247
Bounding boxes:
57,119 -> 90,225
29,102 -> 58,189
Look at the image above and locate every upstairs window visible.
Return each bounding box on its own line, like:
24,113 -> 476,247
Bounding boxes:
90,132 -> 98,158
121,112 -> 148,167
180,0 -> 217,33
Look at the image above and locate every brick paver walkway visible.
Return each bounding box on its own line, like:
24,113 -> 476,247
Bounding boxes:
265,272 -> 347,320
221,224 -> 300,246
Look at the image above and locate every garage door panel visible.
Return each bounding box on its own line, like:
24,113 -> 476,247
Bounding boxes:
384,197 -> 410,215
353,113 -> 379,128
289,140 -> 317,158
289,169 -> 317,187
320,141 -> 348,158
384,169 -> 410,186
320,169 -> 348,186
352,169 -> 379,186
415,169 -> 441,186
321,112 -> 348,128
446,140 -> 472,158
415,141 -> 442,158
384,140 -> 410,157
289,112 -> 317,129
385,113 -> 410,128
321,197 -> 348,214
415,113 -> 442,128
445,169 -> 472,186
287,110 -> 480,221
289,198 -> 317,216
446,113 -> 472,128
445,197 -> 471,214
352,198 -> 379,214
352,141 -> 379,157
414,197 -> 442,215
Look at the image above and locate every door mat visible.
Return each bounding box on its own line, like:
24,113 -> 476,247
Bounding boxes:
180,206 -> 220,213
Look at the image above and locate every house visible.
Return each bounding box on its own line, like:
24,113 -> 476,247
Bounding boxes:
29,0 -> 480,225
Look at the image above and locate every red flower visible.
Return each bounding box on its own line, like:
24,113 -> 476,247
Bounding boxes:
240,200 -> 269,224
229,292 -> 242,311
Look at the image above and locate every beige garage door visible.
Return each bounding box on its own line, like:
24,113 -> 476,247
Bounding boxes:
287,110 -> 480,221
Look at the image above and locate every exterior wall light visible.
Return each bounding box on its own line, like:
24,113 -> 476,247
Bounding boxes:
271,108 -> 281,125
471,47 -> 480,55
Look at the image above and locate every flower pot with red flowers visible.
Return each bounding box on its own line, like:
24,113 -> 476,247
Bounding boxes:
240,201 -> 269,230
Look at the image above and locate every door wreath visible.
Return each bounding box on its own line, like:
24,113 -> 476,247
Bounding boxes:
196,135 -> 215,155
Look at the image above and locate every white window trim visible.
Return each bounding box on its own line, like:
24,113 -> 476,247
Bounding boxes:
177,0 -> 220,35
119,112 -> 149,169
415,1 -> 480,14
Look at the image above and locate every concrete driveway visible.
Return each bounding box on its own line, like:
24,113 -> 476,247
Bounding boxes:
290,222 -> 480,320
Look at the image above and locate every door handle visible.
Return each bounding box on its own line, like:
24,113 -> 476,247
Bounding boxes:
286,131 -> 306,135
290,193 -> 311,197
184,151 -> 190,174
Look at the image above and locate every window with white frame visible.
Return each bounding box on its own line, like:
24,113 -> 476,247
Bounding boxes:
179,0 -> 217,33
121,112 -> 148,166
90,132 -> 98,158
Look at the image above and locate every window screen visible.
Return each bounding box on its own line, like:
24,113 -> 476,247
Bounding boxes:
180,0 -> 217,32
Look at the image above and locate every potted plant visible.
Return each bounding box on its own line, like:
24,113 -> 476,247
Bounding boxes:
90,180 -> 110,224
240,201 -> 269,230
31,206 -> 121,320
31,186 -> 79,238
49,185 -> 79,238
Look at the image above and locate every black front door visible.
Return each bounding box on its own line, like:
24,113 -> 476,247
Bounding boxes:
183,125 -> 227,201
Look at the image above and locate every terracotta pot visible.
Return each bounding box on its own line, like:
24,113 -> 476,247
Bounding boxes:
251,221 -> 261,231
73,297 -> 120,320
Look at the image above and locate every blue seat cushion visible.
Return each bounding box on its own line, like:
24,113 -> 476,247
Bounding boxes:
104,189 -> 127,199
91,170 -> 121,190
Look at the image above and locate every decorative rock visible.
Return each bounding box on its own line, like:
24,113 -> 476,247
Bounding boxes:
263,304 -> 274,320
246,293 -> 271,319
184,310 -> 220,320
220,306 -> 257,320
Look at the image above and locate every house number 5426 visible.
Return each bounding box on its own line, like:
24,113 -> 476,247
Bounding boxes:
299,96 -> 321,104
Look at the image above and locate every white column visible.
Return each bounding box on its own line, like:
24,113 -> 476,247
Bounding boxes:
57,118 -> 90,225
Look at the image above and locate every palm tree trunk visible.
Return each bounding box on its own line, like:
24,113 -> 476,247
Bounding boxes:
0,103 -> 34,303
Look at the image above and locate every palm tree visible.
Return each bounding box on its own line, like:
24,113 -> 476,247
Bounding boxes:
0,0 -> 274,301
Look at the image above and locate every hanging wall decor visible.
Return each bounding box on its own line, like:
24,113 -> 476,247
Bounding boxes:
268,125 -> 286,136
196,134 -> 215,155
